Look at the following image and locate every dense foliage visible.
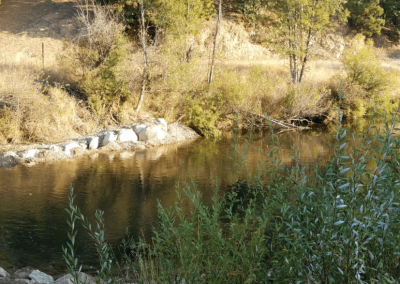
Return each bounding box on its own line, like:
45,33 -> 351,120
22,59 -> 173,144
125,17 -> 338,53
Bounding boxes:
332,34 -> 398,118
272,0 -> 347,83
80,34 -> 131,118
347,0 -> 385,36
380,0 -> 400,28
65,106 -> 400,283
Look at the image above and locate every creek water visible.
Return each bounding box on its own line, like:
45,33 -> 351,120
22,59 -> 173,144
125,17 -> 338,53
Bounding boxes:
0,124 -> 342,275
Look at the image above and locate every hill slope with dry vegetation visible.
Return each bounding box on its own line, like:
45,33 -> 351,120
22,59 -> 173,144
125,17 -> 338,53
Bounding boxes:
1,0 -> 400,146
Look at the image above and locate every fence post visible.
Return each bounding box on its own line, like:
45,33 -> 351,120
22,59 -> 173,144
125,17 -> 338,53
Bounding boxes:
42,43 -> 44,69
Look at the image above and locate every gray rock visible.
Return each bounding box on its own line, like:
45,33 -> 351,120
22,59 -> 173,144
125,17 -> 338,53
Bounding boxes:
13,267 -> 34,280
12,266 -> 35,279
28,270 -> 53,283
139,125 -> 166,141
102,131 -> 118,146
54,273 -> 95,284
0,279 -> 30,284
118,129 -> 138,142
1,151 -> 17,158
132,124 -> 147,135
87,137 -> 99,150
78,141 -> 88,149
0,267 -> 10,279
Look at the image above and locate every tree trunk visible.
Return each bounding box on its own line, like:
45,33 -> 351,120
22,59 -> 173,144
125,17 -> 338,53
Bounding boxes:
299,27 -> 312,83
292,13 -> 299,83
287,7 -> 297,83
136,0 -> 147,114
208,0 -> 222,84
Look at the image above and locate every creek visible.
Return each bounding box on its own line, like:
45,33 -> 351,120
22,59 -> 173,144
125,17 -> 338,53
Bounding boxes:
0,123 -> 342,275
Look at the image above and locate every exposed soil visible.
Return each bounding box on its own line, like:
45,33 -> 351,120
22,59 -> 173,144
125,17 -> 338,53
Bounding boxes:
0,0 -> 80,64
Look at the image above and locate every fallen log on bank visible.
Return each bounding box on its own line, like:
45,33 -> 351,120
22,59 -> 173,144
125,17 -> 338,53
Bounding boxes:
247,112 -> 310,130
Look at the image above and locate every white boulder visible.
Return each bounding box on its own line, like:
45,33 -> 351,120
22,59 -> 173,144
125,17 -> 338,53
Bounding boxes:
118,129 -> 138,142
139,125 -> 166,141
29,270 -> 53,283
87,137 -> 99,149
156,118 -> 168,132
17,149 -> 37,159
0,267 -> 9,279
102,131 -> 118,146
64,143 -> 81,156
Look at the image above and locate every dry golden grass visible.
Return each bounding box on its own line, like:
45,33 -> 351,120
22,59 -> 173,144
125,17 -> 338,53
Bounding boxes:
138,57 -> 341,128
0,63 -> 97,144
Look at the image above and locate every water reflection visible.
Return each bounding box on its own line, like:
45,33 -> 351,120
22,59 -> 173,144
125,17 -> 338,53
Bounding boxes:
0,126 -> 340,275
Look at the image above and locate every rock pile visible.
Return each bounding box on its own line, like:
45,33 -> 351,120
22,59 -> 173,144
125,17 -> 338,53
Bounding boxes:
0,118 -> 200,169
0,267 -> 96,284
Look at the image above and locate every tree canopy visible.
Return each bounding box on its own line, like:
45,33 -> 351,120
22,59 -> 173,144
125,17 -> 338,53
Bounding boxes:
272,0 -> 348,83
347,0 -> 385,36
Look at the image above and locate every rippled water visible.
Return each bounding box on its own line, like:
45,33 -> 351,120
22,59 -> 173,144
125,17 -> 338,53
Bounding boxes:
0,126 -> 339,275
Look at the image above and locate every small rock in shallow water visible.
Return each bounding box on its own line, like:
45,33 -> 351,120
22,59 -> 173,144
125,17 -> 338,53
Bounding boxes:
0,267 -> 10,279
29,270 -> 53,283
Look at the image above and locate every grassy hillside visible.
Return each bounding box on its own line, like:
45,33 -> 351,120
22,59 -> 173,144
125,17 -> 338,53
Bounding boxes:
1,0 -> 400,144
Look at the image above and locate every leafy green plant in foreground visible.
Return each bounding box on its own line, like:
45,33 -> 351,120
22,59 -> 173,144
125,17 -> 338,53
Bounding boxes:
65,105 -> 400,283
63,185 -> 84,284
64,186 -> 117,284
272,112 -> 400,283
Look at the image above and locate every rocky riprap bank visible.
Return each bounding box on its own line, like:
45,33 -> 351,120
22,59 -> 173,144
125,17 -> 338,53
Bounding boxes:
0,266 -> 97,284
0,118 -> 200,169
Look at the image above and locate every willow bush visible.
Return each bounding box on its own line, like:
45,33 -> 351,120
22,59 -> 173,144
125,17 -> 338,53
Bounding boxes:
330,35 -> 398,118
65,104 -> 400,283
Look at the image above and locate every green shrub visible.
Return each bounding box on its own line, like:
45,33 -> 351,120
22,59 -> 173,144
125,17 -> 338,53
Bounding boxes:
380,0 -> 400,28
347,0 -> 385,36
285,88 -> 295,108
272,115 -> 400,282
137,110 -> 400,283
80,33 -> 131,118
343,35 -> 395,96
186,104 -> 220,138
65,107 -> 400,283
338,35 -> 398,117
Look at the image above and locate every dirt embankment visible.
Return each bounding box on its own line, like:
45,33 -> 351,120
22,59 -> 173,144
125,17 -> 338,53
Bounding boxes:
0,0 -> 80,66
2,0 -> 400,68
